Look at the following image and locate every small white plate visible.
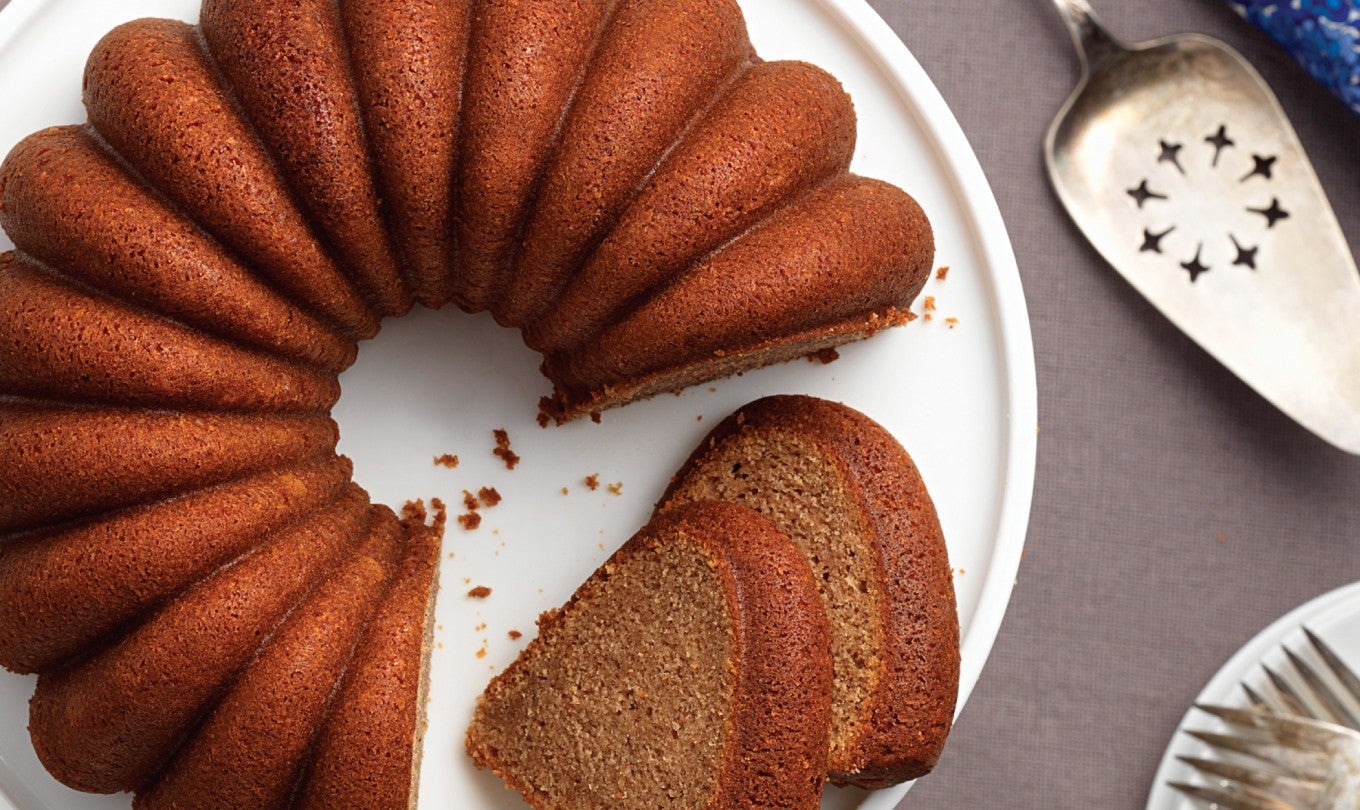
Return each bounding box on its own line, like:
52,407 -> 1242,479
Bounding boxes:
1145,581 -> 1360,809
0,0 -> 1036,807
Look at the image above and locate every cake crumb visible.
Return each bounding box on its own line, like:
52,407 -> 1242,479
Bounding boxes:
923,313 -> 934,323
474,622 -> 487,631
560,486 -> 569,495
1216,533 -> 1227,544
475,644 -> 487,659
433,453 -> 459,469
463,577 -> 471,585
696,415 -> 703,422
457,512 -> 482,530
606,482 -> 623,496
708,386 -> 717,392
923,295 -> 936,312
536,410 -> 550,429
462,490 -> 479,512
508,629 -> 522,640
945,316 -> 959,329
478,486 -> 502,507
807,347 -> 840,364
492,428 -> 520,470
467,586 -> 492,599
401,498 -> 447,538
584,474 -> 600,491
590,411 -> 602,424
936,265 -> 950,280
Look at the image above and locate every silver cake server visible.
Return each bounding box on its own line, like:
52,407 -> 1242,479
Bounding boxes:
1045,0 -> 1360,453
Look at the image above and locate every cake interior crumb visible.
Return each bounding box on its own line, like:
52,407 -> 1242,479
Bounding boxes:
492,428 -> 521,469
584,474 -> 600,491
433,453 -> 460,469
606,482 -> 623,496
507,629 -> 522,640
468,586 -> 492,599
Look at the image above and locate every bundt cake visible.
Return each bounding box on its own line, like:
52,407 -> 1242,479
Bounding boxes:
465,500 -> 833,809
0,0 -> 940,805
658,395 -> 960,787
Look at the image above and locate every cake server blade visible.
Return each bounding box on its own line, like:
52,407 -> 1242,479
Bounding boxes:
1044,0 -> 1360,454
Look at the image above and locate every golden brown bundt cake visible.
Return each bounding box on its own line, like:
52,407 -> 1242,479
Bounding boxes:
524,59 -> 858,353
199,0 -> 412,316
659,395 -> 960,786
453,0 -> 620,312
296,514 -> 442,810
339,0 -> 470,309
0,455 -> 352,675
494,0 -> 753,327
466,500 -> 832,809
543,175 -> 932,419
27,485 -> 371,794
81,18 -> 380,340
0,402 -> 338,535
136,506 -> 404,809
0,126 -> 357,371
0,252 -> 340,413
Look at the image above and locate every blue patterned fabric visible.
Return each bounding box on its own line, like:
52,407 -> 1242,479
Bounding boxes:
1229,0 -> 1360,115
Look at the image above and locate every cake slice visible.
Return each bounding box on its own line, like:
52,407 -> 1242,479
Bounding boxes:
0,403 -> 337,534
0,253 -> 340,413
0,455 -> 352,674
495,0 -> 753,327
543,175 -> 931,420
339,0 -> 470,309
657,396 -> 960,786
136,506 -> 405,809
525,59 -> 856,353
466,500 -> 831,809
81,19 -> 380,340
296,510 -> 442,809
0,127 -> 358,371
199,0 -> 412,316
28,485 -> 370,794
453,0 -> 620,312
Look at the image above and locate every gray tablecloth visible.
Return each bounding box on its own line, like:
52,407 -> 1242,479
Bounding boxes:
867,1 -> 1360,806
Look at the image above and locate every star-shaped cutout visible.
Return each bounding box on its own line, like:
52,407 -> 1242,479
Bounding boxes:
1247,197 -> 1290,228
1139,225 -> 1175,253
1180,244 -> 1210,282
1158,139 -> 1185,174
1127,179 -> 1168,209
1205,125 -> 1235,167
1230,235 -> 1258,270
1240,154 -> 1277,182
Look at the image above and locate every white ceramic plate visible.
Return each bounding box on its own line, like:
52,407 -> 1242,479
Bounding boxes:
1145,581 -> 1360,809
0,0 -> 1035,807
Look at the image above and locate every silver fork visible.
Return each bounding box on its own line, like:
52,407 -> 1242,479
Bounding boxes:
1171,629 -> 1360,810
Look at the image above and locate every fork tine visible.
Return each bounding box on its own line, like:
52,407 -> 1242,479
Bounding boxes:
1187,729 -> 1278,762
1262,664 -> 1316,719
1242,682 -> 1271,711
1304,628 -> 1360,711
1177,755 -> 1319,791
1282,645 -> 1360,730
1168,781 -> 1298,810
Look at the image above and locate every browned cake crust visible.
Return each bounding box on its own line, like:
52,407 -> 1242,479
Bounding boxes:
525,60 -> 857,353
199,0 -> 412,317
660,396 -> 960,786
136,506 -> 404,809
297,512 -> 442,810
81,19 -> 380,340
0,126 -> 357,371
340,0 -> 469,309
0,455 -> 352,674
494,0 -> 753,327
28,485 -> 370,794
0,403 -> 338,535
453,0 -> 619,312
466,500 -> 832,809
0,253 -> 340,413
543,175 -> 931,419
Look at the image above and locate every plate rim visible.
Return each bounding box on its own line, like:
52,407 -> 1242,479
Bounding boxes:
0,0 -> 1037,807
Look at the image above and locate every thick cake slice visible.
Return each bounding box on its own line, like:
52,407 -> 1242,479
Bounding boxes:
340,0 -> 470,309
466,500 -> 831,809
0,403 -> 338,534
81,19 -> 380,340
525,59 -> 856,353
0,253 -> 340,413
658,396 -> 960,786
0,455 -> 352,674
136,506 -> 405,809
543,175 -> 932,420
28,485 -> 370,794
297,511 -> 442,809
200,0 -> 412,316
495,0 -> 753,327
0,127 -> 358,371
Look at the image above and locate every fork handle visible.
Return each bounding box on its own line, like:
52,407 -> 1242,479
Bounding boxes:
1049,0 -> 1125,72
